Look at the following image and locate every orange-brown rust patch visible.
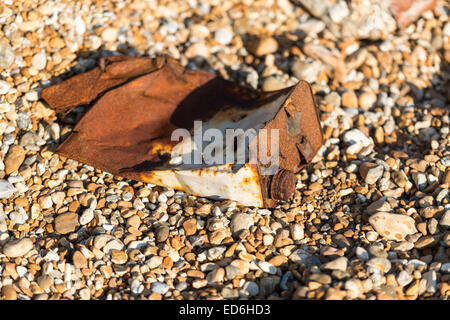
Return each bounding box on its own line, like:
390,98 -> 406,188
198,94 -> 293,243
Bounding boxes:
141,171 -> 187,192
244,163 -> 264,204
141,172 -> 156,183
242,172 -> 259,186
141,172 -> 164,185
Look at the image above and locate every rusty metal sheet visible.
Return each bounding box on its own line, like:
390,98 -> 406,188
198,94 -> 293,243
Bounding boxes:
41,55 -> 323,207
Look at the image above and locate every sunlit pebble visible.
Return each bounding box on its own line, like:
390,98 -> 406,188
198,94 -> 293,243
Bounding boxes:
158,193 -> 168,203
366,231 -> 378,242
212,206 -> 222,216
0,80 -> 11,94
214,28 -> 233,45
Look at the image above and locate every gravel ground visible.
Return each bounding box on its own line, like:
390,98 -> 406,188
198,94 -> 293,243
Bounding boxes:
0,0 -> 449,300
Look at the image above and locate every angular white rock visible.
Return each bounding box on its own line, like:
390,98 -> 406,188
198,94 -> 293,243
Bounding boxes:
369,212 -> 417,241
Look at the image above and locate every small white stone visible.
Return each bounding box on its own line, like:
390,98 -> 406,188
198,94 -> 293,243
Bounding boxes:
31,52 -> 47,70
147,256 -> 163,269
74,16 -> 86,35
214,28 -> 233,45
355,246 -> 369,261
367,198 -> 391,214
79,288 -> 90,300
79,208 -> 94,225
207,246 -> 226,260
439,210 -> 450,228
0,103 -> 11,113
9,210 -> 28,225
133,198 -> 145,210
340,188 -> 354,196
2,238 -> 33,257
49,123 -> 60,140
257,209 -> 271,216
329,0 -> 350,23
322,257 -> 348,272
360,163 -> 384,185
366,231 -> 378,242
345,163 -> 358,173
0,80 -> 11,95
256,260 -> 277,274
212,206 -> 222,216
411,172 -> 427,190
25,91 -> 39,101
101,27 -> 118,42
102,238 -> 124,253
230,213 -> 254,236
390,241 -> 414,251
43,250 -> 60,261
0,180 -> 15,199
345,279 -> 362,298
441,263 -> 450,273
157,193 -> 167,203
16,265 -> 27,277
290,224 -> 304,241
298,19 -> 326,35
151,282 -> 169,295
263,234 -> 274,246
396,270 -> 413,287
422,270 -> 437,293
291,60 -> 322,83
8,176 -> 23,184
130,279 -> 144,295
343,129 -> 373,155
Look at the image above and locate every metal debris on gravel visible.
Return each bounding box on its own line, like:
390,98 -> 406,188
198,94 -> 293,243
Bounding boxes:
0,0 -> 448,300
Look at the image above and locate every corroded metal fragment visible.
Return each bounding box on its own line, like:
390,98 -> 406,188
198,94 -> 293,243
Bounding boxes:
41,55 -> 323,207
390,0 -> 437,28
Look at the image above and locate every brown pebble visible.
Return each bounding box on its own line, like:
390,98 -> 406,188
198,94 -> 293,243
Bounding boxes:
325,288 -> 346,300
247,37 -> 278,56
69,200 -> 80,212
156,225 -> 170,242
309,182 -> 323,192
342,91 -> 358,108
5,145 -> 26,175
49,37 -> 65,49
374,126 -> 384,144
268,255 -> 288,267
183,218 -> 197,236
54,212 -> 80,234
358,91 -> 377,110
37,275 -> 53,291
162,256 -> 173,269
72,250 -> 88,269
111,250 -> 128,264
186,270 -> 205,279
2,285 -> 17,300
195,204 -> 212,215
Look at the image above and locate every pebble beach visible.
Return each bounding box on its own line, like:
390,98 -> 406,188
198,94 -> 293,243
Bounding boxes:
0,0 -> 449,300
